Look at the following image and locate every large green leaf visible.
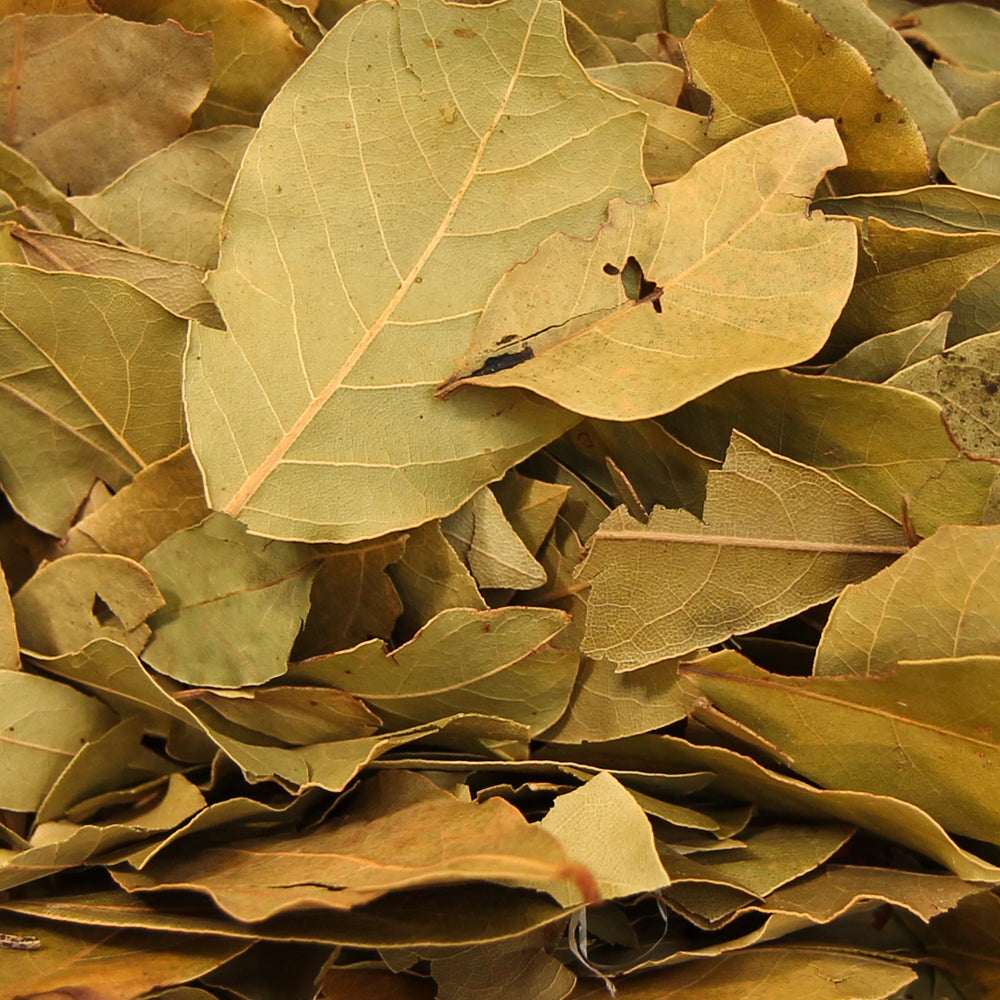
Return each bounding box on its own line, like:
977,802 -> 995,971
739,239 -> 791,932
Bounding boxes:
185,0 -> 648,543
441,117 -> 856,420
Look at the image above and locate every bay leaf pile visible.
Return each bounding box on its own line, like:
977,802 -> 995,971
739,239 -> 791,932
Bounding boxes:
2,0 -> 1000,996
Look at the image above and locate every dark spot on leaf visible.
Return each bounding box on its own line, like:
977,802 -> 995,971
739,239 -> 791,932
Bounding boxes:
482,622 -> 491,632
469,346 -> 533,377
454,27 -> 477,38
836,117 -> 843,125
874,112 -> 882,123
498,334 -> 517,344
422,35 -> 443,48
603,262 -> 620,275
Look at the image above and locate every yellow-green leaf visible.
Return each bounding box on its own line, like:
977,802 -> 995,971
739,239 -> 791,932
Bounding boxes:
442,117 -> 856,420
185,0 -> 648,543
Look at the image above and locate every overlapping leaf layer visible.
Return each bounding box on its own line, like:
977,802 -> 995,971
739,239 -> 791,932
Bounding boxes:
2,0 -> 1000,997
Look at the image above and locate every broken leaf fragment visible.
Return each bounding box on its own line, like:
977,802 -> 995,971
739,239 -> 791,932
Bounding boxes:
442,117 -> 856,420
579,433 -> 908,670
185,0 -> 648,543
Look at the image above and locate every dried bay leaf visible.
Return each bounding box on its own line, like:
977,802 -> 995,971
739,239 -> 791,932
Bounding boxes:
186,0 -> 648,543
933,61 -> 1000,119
442,488 -> 546,591
443,117 -> 856,421
683,650 -> 1000,845
114,770 -> 595,921
899,2 -> 1000,73
794,0 -> 959,168
0,670 -> 116,812
824,313 -> 950,383
178,685 -> 380,746
545,733 -> 1000,882
0,14 -> 213,195
0,911 -> 249,1000
561,0 -> 666,39
940,101 -> 1000,196
386,520 -> 487,637
758,865 -> 979,925
288,606 -> 578,735
490,470 -> 569,556
685,0 -> 931,195
578,433 -> 907,671
539,771 -> 670,904
0,265 -> 188,536
98,0 -> 307,128
815,525 -> 1000,676
13,553 -> 164,657
56,448 -> 210,562
294,533 -> 406,659
0,570 -> 16,670
887,330 -> 1000,460
659,369 -> 999,536
569,947 -> 915,1000
71,126 -> 254,270
141,513 -> 317,687
12,227 -> 224,328
430,927 -> 575,1000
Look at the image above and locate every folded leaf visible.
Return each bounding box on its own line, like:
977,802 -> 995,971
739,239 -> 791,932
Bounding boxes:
289,606 -> 577,735
899,2 -> 1000,72
114,770 -> 596,920
815,524 -> 1000,676
824,313 -> 950,383
940,101 -> 1000,196
579,432 -> 907,670
443,117 -> 856,421
13,553 -> 164,657
683,650 -> 1000,845
185,0 -> 648,543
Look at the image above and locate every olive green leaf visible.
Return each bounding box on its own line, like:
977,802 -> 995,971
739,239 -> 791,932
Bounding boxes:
141,513 -> 318,687
934,61 -> 1000,118
659,369 -> 999,536
442,488 -> 547,590
578,433 -> 907,670
824,313 -> 950,383
294,533 -> 406,659
539,771 -> 670,903
683,650 -> 1000,844
0,570 -> 17,671
0,670 -> 116,812
71,126 -> 254,270
490,470 -> 570,556
442,117 -> 856,421
0,15 -> 213,194
685,0 -> 931,195
185,0 -> 648,543
288,606 -> 577,735
13,553 -> 164,657
815,525 -> 1000,676
899,2 -> 1000,72
386,520 -> 487,638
